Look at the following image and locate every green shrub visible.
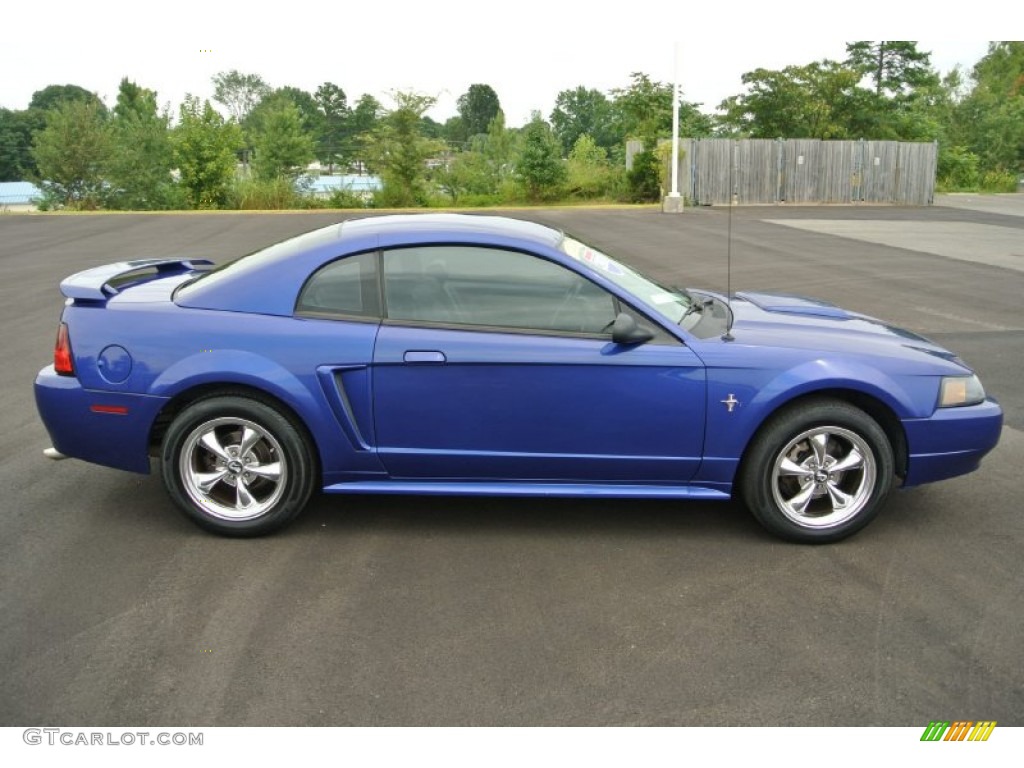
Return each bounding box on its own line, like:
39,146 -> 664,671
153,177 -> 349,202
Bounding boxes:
373,183 -> 428,208
979,169 -> 1018,193
228,176 -> 301,209
566,134 -> 615,200
326,188 -> 371,209
936,145 -> 980,191
627,149 -> 661,202
515,115 -> 567,202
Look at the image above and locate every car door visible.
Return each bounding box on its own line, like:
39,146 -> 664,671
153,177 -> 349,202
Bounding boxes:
371,245 -> 707,484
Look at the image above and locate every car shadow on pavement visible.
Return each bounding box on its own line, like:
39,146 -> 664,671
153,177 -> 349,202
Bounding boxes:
295,491 -> 763,543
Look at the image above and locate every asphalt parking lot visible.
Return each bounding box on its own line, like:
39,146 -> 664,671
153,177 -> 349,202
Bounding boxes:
1,199 -> 1022,726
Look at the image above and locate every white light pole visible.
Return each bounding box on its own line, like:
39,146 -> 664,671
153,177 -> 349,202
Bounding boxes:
670,42 -> 680,197
663,42 -> 684,213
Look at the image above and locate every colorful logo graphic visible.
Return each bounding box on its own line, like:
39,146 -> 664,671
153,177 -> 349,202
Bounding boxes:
920,721 -> 997,742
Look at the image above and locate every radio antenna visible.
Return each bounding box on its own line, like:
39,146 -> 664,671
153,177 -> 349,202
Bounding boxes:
722,138 -> 736,342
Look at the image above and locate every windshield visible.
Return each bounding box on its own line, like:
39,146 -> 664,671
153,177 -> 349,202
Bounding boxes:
559,235 -> 691,324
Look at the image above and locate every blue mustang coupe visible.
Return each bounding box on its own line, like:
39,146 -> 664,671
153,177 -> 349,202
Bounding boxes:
35,214 -> 1002,542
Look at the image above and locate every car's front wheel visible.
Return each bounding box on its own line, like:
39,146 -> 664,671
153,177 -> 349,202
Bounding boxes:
161,396 -> 316,536
740,399 -> 895,543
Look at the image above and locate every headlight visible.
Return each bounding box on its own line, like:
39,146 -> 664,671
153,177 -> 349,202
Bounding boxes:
938,375 -> 986,407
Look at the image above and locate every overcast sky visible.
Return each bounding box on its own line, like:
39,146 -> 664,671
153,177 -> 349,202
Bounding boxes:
1,2 -> 1006,125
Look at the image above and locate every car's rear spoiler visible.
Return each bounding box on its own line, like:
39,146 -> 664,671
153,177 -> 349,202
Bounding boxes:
60,258 -> 214,301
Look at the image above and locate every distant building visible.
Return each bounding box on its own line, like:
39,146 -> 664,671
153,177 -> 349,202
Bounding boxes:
0,181 -> 43,211
302,174 -> 382,201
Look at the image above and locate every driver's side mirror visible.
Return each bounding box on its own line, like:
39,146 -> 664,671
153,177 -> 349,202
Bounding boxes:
611,312 -> 653,345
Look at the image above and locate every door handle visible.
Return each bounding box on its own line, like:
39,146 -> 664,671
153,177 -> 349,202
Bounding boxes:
403,350 -> 447,363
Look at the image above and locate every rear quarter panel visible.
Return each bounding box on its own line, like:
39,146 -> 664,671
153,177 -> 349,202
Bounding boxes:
63,299 -> 385,480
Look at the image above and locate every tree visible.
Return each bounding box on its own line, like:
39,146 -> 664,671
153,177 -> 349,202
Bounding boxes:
483,110 -> 514,176
551,86 -> 615,155
442,115 -> 468,147
954,42 -> 1024,175
435,110 -> 515,202
251,101 -> 316,181
719,42 -> 954,142
9,84 -> 107,182
272,87 -> 319,134
31,100 -> 112,209
0,108 -> 40,181
677,102 -> 716,139
365,91 -> 444,207
515,112 -> 565,201
29,84 -> 106,115
243,87 -> 318,138
971,42 -> 1024,99
314,82 -> 349,172
611,73 -> 674,145
842,41 -> 943,142
105,78 -> 180,209
113,78 -> 152,121
245,88 -> 317,147
457,84 -> 501,139
212,70 -> 270,122
420,115 -> 444,139
718,61 -> 870,139
0,109 -> 20,180
350,94 -> 381,135
172,96 -> 244,208
845,41 -> 938,97
348,94 -> 381,171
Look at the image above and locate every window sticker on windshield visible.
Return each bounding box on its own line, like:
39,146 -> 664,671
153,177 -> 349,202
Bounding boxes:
563,240 -> 585,261
579,248 -> 624,275
563,237 -> 625,276
651,293 -> 679,305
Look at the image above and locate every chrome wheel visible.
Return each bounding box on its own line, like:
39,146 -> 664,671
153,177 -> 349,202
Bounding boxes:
771,426 -> 876,529
179,416 -> 288,522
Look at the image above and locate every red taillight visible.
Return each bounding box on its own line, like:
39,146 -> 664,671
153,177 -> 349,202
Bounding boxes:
54,322 -> 74,376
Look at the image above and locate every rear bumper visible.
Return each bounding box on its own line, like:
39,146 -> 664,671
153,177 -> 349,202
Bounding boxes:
902,398 -> 1003,486
34,365 -> 168,474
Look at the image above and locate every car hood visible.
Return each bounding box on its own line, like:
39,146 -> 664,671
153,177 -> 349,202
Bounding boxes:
709,290 -> 966,366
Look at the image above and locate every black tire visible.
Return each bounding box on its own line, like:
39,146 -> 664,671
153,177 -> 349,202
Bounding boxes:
739,398 -> 895,543
160,396 -> 316,536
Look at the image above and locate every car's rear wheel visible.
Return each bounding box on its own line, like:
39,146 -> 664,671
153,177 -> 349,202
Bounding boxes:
740,399 -> 895,543
161,396 -> 315,536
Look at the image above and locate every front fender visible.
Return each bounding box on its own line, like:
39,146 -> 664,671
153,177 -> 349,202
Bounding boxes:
744,357 -> 931,419
695,356 -> 938,487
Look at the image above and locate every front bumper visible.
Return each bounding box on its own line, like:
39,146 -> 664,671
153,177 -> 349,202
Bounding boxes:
34,365 -> 168,474
902,398 -> 1003,486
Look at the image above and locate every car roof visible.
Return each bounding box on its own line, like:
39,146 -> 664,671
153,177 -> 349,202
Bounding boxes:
176,214 -> 567,317
339,213 -> 564,250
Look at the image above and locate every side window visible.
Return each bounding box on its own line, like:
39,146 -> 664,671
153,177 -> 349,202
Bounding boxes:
296,252 -> 380,319
382,246 -> 618,335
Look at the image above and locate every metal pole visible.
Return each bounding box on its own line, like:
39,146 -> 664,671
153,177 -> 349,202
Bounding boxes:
670,42 -> 680,198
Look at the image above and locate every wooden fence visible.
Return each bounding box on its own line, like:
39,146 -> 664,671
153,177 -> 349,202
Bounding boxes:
662,138 -> 937,206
